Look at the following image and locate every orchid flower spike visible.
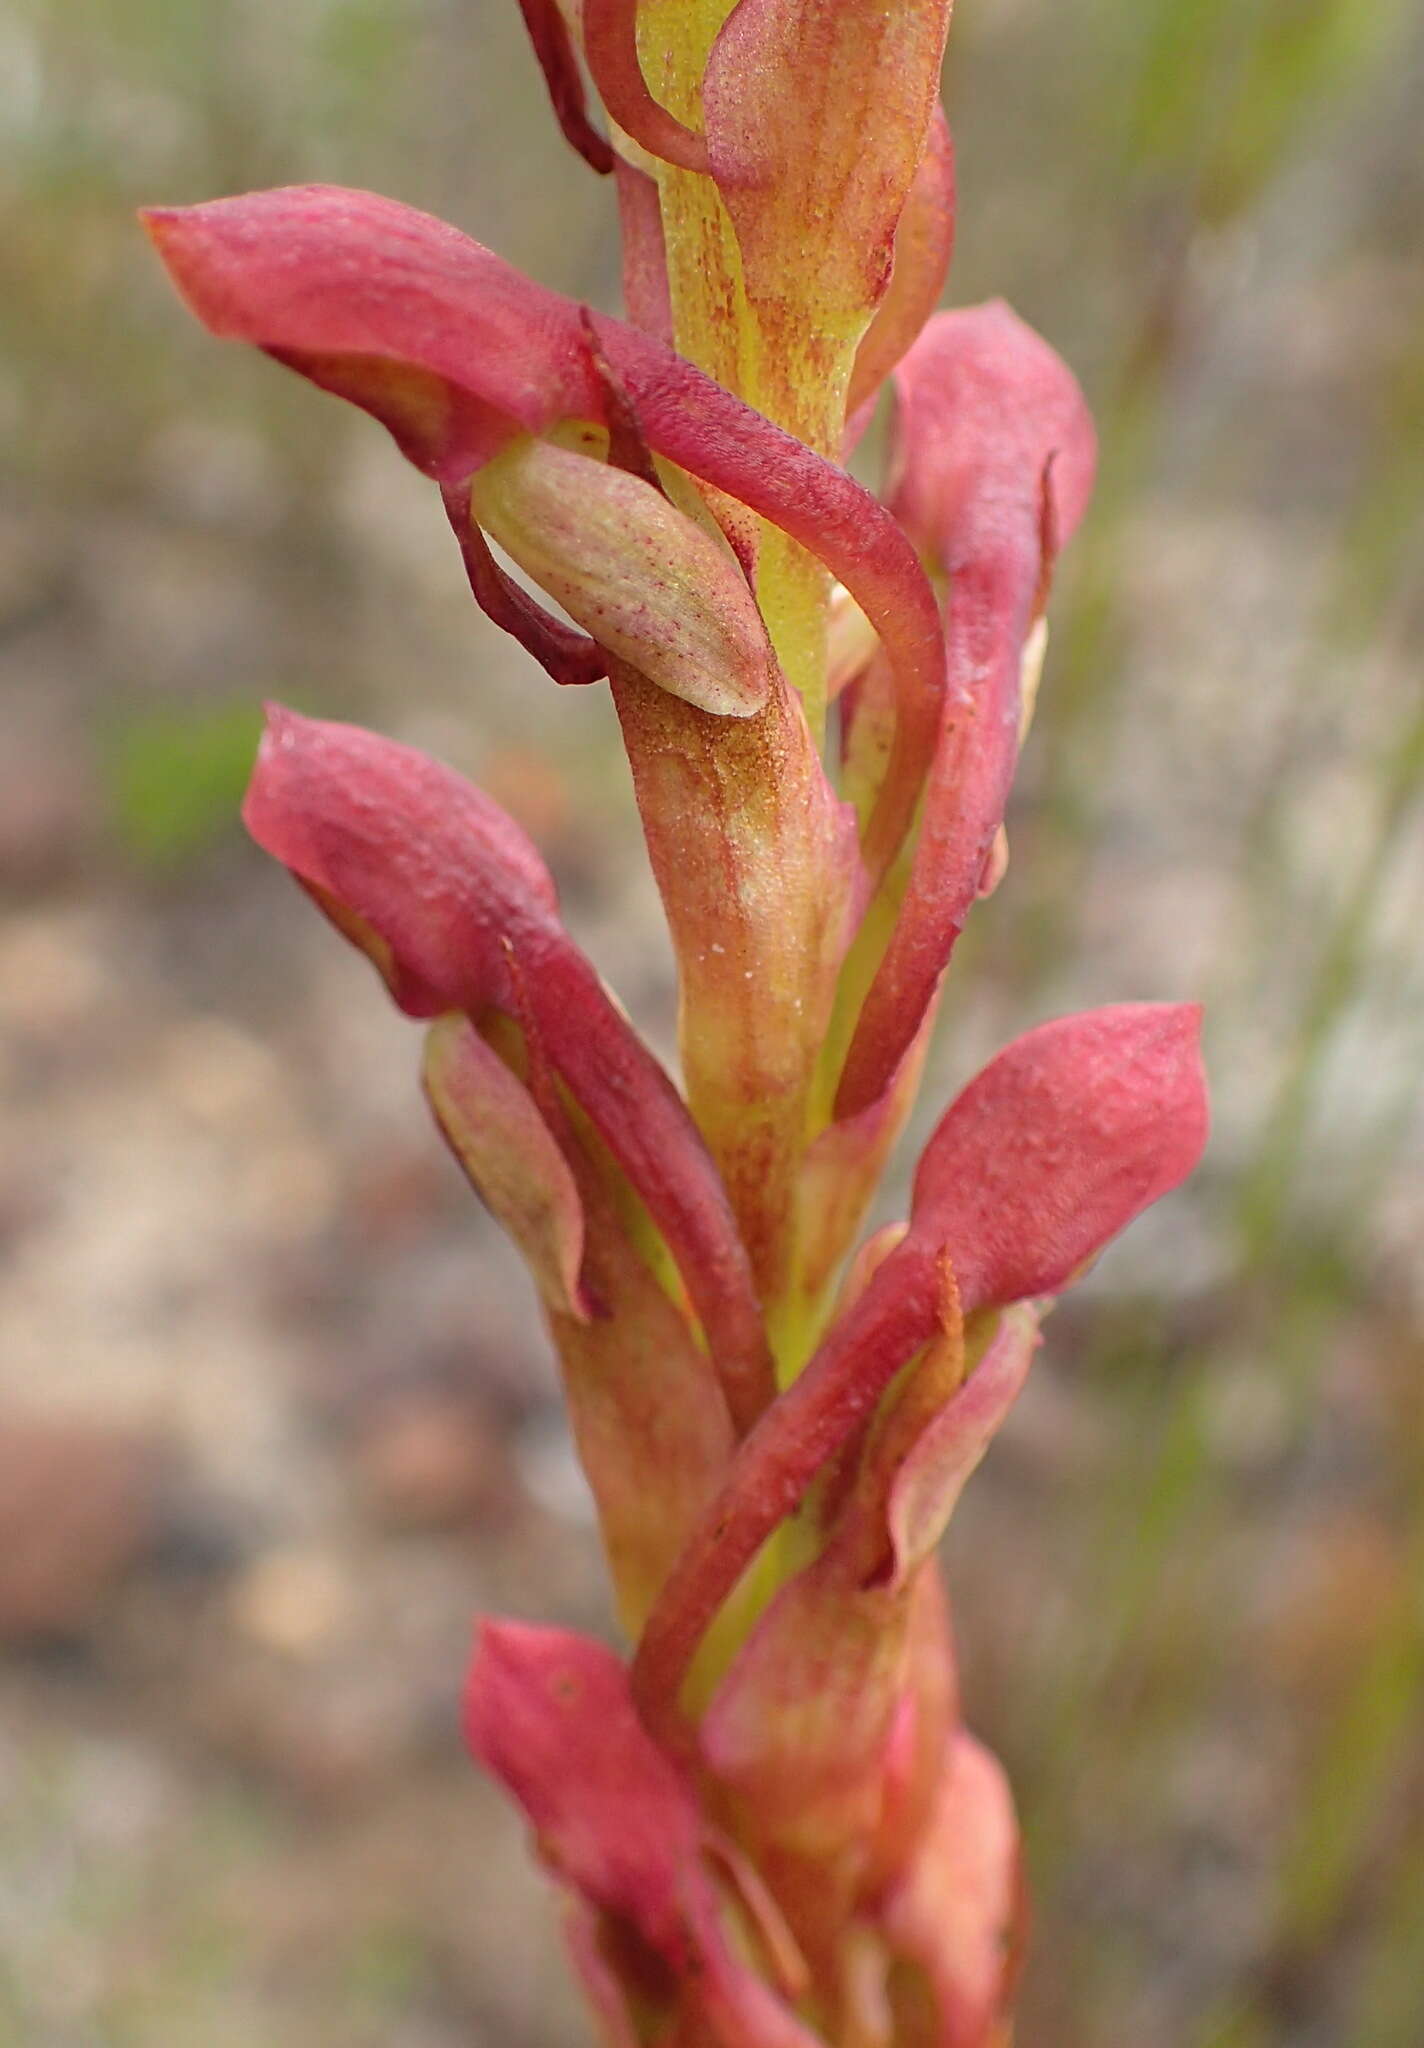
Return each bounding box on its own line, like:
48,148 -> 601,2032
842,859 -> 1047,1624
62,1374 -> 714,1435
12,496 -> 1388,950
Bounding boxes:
145,7 -> 1209,2041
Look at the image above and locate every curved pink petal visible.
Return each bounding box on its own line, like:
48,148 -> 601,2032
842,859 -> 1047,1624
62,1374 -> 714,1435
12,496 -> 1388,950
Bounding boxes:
582,0 -> 709,172
836,302 -> 1097,1118
245,704 -> 774,1430
440,483 -> 608,689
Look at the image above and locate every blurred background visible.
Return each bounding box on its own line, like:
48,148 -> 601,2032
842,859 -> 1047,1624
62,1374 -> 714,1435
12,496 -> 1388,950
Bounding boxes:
2,1 -> 1422,2042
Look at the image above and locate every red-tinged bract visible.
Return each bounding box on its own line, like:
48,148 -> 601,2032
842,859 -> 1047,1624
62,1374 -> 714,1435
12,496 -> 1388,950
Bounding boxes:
146,13 -> 1209,2042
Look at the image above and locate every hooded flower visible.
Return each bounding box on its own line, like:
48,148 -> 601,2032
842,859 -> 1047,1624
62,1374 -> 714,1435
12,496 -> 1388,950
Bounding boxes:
633,1003 -> 1209,1734
141,184 -> 945,867
244,702 -> 774,1446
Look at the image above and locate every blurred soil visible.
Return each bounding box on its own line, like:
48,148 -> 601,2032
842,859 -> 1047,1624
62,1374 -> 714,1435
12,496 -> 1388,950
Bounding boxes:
2,2 -> 1423,2045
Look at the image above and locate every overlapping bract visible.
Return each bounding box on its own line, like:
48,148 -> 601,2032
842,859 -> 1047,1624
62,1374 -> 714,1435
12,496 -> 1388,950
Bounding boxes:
146,10 -> 1210,2043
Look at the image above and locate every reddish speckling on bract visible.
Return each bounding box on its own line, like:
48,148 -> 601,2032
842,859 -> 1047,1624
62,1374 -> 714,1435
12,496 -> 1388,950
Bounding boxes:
144,7 -> 1208,2042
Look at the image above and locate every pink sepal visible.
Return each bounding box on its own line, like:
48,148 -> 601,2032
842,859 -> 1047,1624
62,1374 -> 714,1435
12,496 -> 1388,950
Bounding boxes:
908,1002 -> 1208,1311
